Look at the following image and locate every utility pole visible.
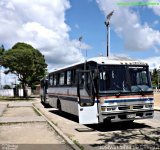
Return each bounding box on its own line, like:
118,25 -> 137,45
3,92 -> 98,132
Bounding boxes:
105,10 -> 114,57
79,36 -> 87,70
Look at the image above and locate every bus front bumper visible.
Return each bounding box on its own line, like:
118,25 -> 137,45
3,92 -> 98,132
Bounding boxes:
99,109 -> 154,123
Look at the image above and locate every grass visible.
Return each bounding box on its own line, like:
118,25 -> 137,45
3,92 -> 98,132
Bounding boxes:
0,96 -> 34,101
52,121 -> 58,126
73,140 -> 84,150
32,107 -> 41,116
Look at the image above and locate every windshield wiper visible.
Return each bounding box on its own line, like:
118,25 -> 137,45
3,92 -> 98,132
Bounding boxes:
133,85 -> 153,95
115,90 -> 130,97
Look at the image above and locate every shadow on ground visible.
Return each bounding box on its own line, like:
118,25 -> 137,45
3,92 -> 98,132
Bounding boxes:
48,108 -> 160,149
49,109 -> 79,123
48,108 -> 151,131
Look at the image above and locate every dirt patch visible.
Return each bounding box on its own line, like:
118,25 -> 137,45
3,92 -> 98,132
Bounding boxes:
154,93 -> 160,107
2,107 -> 39,117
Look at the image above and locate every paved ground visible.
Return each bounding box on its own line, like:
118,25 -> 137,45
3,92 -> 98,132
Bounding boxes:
0,93 -> 159,150
33,93 -> 160,150
153,92 -> 160,110
0,101 -> 72,150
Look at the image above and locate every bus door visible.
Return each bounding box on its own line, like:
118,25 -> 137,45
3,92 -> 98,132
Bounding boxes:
77,70 -> 98,124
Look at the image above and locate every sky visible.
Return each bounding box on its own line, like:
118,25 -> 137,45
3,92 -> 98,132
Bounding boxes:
0,0 -> 160,85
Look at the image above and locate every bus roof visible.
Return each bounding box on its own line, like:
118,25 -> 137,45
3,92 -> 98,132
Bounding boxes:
50,56 -> 148,73
87,56 -> 147,65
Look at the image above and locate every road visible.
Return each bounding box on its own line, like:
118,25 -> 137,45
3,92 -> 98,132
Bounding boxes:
35,101 -> 160,150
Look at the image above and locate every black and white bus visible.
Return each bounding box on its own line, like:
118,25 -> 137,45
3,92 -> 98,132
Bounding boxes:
40,57 -> 154,124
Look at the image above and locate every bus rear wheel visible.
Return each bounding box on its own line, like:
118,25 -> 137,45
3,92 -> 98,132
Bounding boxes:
57,101 -> 62,114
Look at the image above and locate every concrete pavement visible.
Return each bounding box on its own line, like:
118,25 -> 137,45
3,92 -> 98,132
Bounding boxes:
0,100 -> 80,150
154,92 -> 160,111
0,104 -> 7,116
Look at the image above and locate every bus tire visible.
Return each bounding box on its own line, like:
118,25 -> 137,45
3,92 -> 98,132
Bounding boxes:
57,100 -> 62,114
41,96 -> 43,103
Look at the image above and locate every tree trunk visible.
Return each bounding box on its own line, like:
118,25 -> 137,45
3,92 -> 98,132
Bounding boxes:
22,83 -> 27,98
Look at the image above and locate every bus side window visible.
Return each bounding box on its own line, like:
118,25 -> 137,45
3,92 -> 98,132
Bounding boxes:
67,71 -> 71,85
71,69 -> 76,85
59,72 -> 65,85
49,75 -> 53,86
80,74 -> 84,86
53,74 -> 57,86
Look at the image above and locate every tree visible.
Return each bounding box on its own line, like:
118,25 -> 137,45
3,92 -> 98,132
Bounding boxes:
151,68 -> 158,87
2,42 -> 47,98
3,85 -> 11,89
0,44 -> 5,65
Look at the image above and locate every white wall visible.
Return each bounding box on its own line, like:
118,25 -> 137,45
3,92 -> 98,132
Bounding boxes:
0,89 -> 14,97
0,88 -> 31,97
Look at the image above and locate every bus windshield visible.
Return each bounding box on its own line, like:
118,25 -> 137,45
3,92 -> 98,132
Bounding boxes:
99,65 -> 152,94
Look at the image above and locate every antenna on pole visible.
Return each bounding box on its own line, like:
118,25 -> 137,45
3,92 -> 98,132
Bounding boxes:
105,10 -> 114,57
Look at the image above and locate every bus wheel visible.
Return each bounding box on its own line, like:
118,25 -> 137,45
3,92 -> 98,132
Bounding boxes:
41,96 -> 43,104
57,101 -> 62,114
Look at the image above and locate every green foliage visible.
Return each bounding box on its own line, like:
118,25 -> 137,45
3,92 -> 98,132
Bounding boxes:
3,85 -> 11,89
0,45 -> 5,56
151,68 -> 158,86
2,42 -> 47,96
0,45 -> 5,65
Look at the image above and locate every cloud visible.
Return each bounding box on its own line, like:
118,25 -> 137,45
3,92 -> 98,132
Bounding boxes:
0,68 -> 18,87
147,0 -> 160,16
0,0 -> 90,70
142,56 -> 160,69
96,0 -> 160,51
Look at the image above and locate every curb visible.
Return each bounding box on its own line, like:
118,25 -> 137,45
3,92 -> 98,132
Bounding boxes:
154,108 -> 160,111
32,104 -> 81,150
154,107 -> 160,111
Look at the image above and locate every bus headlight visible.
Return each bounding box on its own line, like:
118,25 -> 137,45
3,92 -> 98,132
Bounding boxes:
107,107 -> 116,111
101,106 -> 106,111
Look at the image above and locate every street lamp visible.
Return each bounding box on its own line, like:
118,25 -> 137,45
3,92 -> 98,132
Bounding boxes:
79,36 -> 87,70
105,10 -> 114,57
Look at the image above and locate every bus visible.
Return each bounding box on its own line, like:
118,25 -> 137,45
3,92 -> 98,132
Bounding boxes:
40,56 -> 154,124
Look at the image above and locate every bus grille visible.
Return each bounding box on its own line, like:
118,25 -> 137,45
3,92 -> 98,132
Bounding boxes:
133,105 -> 143,109
118,106 -> 130,110
118,105 -> 144,110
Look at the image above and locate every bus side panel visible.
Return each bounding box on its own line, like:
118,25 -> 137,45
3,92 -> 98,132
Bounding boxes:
61,99 -> 78,116
48,96 -> 57,108
48,87 -> 79,116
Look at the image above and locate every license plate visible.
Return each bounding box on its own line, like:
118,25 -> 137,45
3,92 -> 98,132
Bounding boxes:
127,114 -> 136,118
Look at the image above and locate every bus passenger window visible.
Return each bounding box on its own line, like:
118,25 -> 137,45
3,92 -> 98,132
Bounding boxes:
59,72 -> 65,85
67,71 -> 71,85
80,74 -> 84,86
53,75 -> 57,86
49,75 -> 53,86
